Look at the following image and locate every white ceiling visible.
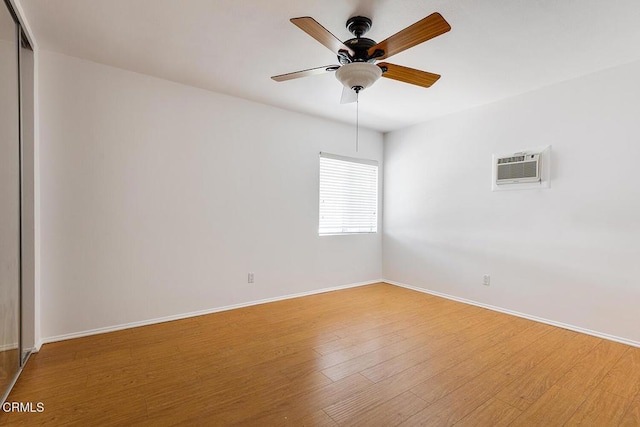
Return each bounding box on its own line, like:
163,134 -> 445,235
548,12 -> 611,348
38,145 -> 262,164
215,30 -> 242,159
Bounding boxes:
20,0 -> 640,133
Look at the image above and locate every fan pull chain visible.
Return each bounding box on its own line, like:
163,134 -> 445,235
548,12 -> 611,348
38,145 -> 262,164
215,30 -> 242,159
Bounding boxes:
356,91 -> 359,152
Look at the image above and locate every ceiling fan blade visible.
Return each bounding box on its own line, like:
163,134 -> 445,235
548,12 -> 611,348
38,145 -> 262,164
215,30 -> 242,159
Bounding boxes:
378,62 -> 441,88
291,17 -> 355,56
340,86 -> 358,104
271,65 -> 340,82
368,13 -> 451,60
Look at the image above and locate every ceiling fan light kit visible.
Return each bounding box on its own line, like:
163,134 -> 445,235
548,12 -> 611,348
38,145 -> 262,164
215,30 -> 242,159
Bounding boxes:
335,63 -> 382,93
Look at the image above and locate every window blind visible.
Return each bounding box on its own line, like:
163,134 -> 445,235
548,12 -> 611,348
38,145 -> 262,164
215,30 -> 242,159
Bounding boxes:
319,153 -> 378,235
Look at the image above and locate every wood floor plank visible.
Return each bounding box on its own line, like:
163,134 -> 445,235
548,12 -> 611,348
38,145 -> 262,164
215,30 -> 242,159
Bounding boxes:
3,283 -> 637,426
508,385 -> 588,426
313,329 -> 400,356
411,322 -> 533,399
322,343 -> 471,424
321,367 -> 430,423
221,373 -> 373,425
347,390 -> 429,427
296,409 -> 337,426
410,356 -> 487,406
399,368 -> 514,426
492,326 -> 578,378
564,387 -> 632,426
495,332 -> 601,410
393,304 -> 472,340
510,320 -> 557,342
454,397 -> 522,427
359,334 -> 462,383
597,346 -> 640,399
318,332 -> 408,370
555,338 -> 628,395
619,398 -> 640,427
279,333 -> 408,382
406,321 -> 547,405
320,334 -> 429,381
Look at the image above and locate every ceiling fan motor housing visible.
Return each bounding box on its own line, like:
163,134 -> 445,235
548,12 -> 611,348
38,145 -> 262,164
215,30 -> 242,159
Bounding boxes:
339,16 -> 380,64
339,38 -> 377,64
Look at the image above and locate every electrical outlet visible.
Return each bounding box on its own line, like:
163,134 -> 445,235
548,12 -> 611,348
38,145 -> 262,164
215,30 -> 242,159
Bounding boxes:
248,273 -> 254,284
483,275 -> 490,286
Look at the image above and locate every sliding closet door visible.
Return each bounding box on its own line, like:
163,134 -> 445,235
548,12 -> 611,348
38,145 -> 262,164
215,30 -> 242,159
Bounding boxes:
0,0 -> 20,398
20,31 -> 34,362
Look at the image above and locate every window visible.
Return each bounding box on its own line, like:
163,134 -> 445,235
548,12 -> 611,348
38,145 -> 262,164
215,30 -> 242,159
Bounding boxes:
319,152 -> 378,235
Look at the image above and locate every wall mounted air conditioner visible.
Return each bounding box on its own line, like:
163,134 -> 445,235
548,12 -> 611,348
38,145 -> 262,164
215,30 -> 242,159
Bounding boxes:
496,152 -> 540,184
491,146 -> 551,191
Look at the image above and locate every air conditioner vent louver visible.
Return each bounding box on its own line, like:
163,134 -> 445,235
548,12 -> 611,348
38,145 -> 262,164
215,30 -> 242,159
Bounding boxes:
496,152 -> 540,184
498,155 -> 525,164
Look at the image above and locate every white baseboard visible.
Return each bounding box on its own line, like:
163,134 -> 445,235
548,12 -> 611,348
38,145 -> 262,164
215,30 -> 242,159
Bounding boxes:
0,342 -> 18,352
0,344 -> 38,356
41,279 -> 383,345
23,346 -> 38,355
385,280 -> 640,349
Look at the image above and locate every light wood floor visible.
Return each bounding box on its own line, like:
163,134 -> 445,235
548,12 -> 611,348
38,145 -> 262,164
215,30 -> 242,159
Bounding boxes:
2,283 -> 639,426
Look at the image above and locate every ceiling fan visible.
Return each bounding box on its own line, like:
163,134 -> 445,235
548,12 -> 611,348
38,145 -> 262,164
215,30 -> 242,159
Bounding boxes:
271,13 -> 451,103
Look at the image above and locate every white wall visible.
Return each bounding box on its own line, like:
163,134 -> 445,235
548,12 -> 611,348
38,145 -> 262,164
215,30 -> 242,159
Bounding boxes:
383,59 -> 640,345
38,51 -> 383,340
